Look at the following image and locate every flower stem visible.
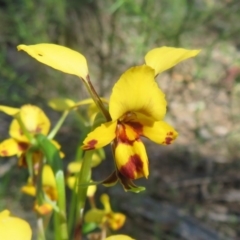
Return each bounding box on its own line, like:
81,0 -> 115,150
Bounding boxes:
76,150 -> 93,237
48,110 -> 69,140
55,170 -> 69,240
37,217 -> 46,240
83,75 -> 111,122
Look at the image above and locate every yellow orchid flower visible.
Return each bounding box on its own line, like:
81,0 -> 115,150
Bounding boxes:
0,210 -> 32,240
0,104 -> 63,165
21,164 -> 57,215
16,44 -> 199,184
105,235 -> 135,240
85,194 -> 126,231
81,47 -> 200,182
82,66 -> 175,180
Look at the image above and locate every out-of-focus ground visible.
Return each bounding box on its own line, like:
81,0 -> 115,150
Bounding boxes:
1,1 -> 240,239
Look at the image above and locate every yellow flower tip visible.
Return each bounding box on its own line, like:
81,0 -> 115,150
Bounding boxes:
82,139 -> 98,150
17,43 -> 89,80
87,184 -> 97,197
34,203 -> 53,215
0,138 -> 20,157
105,235 -> 135,240
67,161 -> 82,173
42,164 -> 56,188
21,184 -> 36,197
20,104 -> 50,133
0,105 -> 19,116
162,130 -> 178,145
108,213 -> 126,230
145,46 -> 201,76
101,194 -> 114,213
0,210 -> 32,240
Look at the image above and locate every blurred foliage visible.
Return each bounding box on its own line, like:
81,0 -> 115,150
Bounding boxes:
0,0 -> 240,103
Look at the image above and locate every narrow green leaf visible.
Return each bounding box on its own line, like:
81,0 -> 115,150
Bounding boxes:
35,134 -> 62,172
82,222 -> 98,234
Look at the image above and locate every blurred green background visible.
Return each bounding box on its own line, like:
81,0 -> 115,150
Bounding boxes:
1,0 -> 240,239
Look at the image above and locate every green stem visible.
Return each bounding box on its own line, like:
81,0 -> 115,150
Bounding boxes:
76,150 -> 93,235
55,170 -> 69,240
48,111 -> 69,140
54,211 -> 61,240
68,184 -> 78,239
37,217 -> 46,240
25,147 -> 34,178
83,75 -> 111,122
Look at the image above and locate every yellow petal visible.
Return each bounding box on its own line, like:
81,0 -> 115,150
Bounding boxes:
10,105 -> 51,142
87,184 -> 97,197
145,47 -> 200,76
100,194 -> 112,212
20,105 -> 50,135
42,165 -> 56,188
109,66 -> 166,121
0,210 -> 32,240
48,98 -> 76,111
82,121 -> 117,150
0,210 -> 10,219
9,119 -> 29,142
34,203 -> 53,215
105,235 -> 135,240
115,140 -> 149,179
68,162 -> 82,173
0,138 -> 21,156
21,184 -> 36,196
91,152 -> 104,167
17,44 -> 89,80
108,213 -> 126,230
84,209 -> 105,224
142,120 -> 178,145
0,105 -> 19,116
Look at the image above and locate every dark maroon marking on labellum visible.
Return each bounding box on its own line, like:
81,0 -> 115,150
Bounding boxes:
127,121 -> 143,135
18,142 -> 29,151
119,154 -> 143,179
116,123 -> 139,145
83,139 -> 98,150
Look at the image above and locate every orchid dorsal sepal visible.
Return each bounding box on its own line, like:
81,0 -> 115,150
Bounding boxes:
145,46 -> 201,76
15,113 -> 36,144
0,210 -> 32,240
105,235 -> 135,240
17,43 -> 89,81
0,105 -> 19,116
